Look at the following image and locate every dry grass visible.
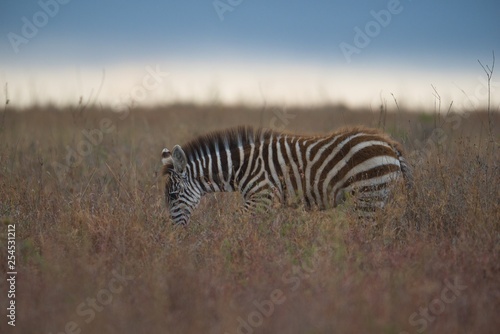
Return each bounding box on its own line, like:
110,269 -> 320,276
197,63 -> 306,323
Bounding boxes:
0,105 -> 499,334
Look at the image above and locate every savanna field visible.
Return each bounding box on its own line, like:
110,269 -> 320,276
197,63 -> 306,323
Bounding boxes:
0,104 -> 499,334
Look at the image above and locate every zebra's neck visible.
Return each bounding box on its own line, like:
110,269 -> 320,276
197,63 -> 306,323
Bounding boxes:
186,142 -> 247,195
189,148 -> 239,194
185,128 -> 277,196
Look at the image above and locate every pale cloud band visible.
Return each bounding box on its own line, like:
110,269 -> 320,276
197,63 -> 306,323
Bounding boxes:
0,61 -> 494,112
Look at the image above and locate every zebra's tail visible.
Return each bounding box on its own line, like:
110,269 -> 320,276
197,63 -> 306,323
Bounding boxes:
396,149 -> 414,191
393,148 -> 418,229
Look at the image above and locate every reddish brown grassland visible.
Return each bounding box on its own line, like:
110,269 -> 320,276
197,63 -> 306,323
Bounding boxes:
0,105 -> 498,334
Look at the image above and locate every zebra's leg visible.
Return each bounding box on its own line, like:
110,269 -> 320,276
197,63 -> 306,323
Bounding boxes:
333,184 -> 390,220
242,188 -> 275,216
353,185 -> 392,220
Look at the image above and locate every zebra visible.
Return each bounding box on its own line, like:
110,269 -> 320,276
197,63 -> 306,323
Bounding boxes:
161,126 -> 412,225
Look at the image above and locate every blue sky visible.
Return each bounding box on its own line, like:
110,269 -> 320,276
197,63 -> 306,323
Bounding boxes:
0,0 -> 499,109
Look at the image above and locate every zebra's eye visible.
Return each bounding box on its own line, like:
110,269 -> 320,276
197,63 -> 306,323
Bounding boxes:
169,190 -> 179,201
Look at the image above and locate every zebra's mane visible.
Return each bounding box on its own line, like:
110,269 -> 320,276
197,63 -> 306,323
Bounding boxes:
162,126 -> 276,175
184,125 -> 278,160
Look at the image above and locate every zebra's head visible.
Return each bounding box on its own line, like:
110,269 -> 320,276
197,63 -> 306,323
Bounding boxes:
161,145 -> 200,226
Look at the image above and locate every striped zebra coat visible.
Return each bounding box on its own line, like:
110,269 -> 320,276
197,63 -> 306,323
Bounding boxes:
161,126 -> 412,225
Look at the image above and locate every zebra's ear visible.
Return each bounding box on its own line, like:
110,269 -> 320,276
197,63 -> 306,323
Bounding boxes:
161,148 -> 172,166
172,145 -> 187,173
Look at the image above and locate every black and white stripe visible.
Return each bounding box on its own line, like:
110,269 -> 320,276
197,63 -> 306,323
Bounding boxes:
162,126 -> 412,225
